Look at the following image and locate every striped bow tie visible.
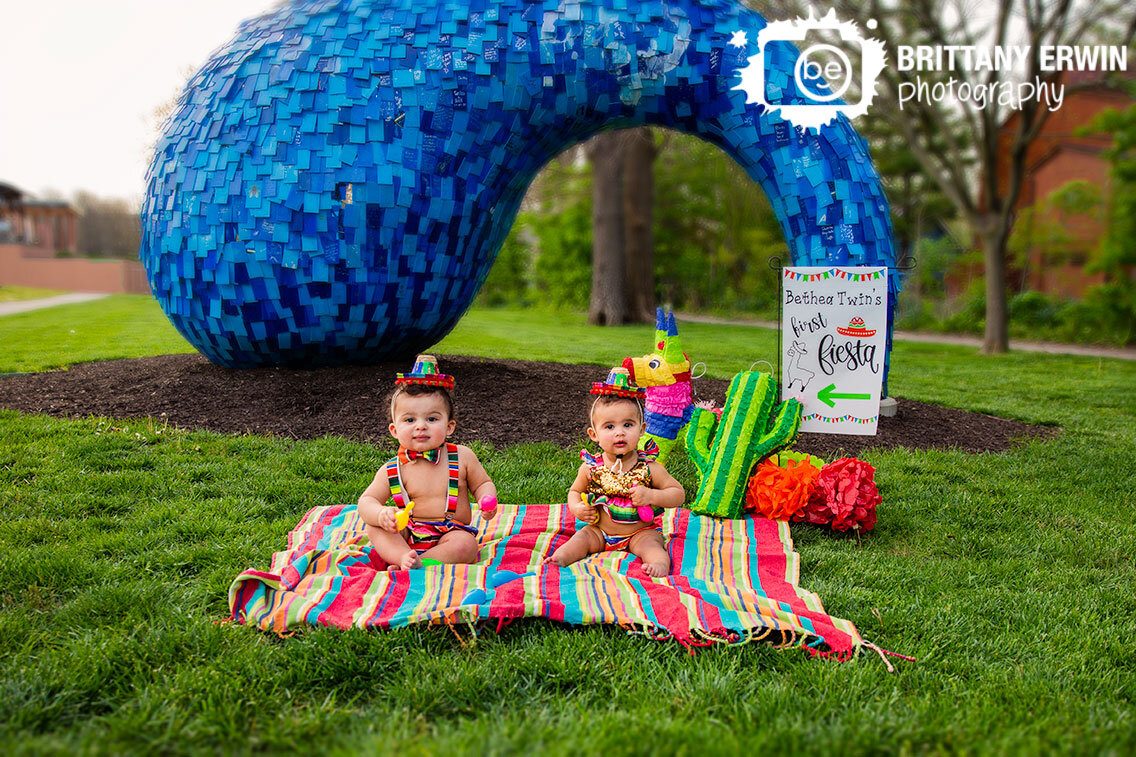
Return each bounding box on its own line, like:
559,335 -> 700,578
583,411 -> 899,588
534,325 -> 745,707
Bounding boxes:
399,446 -> 441,464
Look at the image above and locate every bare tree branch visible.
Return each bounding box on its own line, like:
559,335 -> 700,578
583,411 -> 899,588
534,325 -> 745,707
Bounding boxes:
862,0 -> 980,209
748,0 -> 1128,352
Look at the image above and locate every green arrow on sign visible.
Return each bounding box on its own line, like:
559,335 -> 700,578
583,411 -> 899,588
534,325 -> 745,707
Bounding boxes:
817,383 -> 872,408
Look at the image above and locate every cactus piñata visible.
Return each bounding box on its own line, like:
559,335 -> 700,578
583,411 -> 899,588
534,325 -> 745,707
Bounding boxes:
685,371 -> 803,518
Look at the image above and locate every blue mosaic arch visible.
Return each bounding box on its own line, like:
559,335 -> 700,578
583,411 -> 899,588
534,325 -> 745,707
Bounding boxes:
142,0 -> 899,372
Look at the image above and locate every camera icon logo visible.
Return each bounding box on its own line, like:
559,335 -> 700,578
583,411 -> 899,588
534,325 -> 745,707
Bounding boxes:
733,9 -> 887,131
792,35 -> 857,104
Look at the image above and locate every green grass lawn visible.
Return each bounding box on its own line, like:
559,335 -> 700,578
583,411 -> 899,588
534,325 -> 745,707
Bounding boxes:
0,295 -> 192,374
2,297 -> 1134,754
0,285 -> 65,303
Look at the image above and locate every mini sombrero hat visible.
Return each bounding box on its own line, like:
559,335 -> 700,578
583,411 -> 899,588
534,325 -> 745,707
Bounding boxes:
836,316 -> 877,338
591,366 -> 646,399
395,354 -> 455,390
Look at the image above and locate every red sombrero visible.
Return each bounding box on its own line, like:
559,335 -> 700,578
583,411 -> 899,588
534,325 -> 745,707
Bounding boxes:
836,317 -> 877,338
395,354 -> 455,390
591,367 -> 646,399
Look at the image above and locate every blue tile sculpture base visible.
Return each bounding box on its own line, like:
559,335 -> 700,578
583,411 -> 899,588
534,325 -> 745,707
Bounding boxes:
142,0 -> 899,371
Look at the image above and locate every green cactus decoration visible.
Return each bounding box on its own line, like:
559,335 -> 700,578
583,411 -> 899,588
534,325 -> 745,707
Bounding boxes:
685,372 -> 803,518
645,435 -> 680,465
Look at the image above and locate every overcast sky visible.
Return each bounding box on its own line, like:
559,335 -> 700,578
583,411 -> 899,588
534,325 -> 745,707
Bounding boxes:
1,1 -> 278,204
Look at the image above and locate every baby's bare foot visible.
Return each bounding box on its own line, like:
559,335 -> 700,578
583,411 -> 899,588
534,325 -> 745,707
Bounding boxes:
387,552 -> 422,571
642,559 -> 671,577
541,554 -> 562,567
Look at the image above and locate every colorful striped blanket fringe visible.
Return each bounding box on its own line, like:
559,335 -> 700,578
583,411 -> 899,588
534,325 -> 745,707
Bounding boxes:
228,504 -> 864,658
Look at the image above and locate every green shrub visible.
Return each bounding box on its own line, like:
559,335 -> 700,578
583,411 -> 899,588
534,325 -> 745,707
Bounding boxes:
1084,282 -> 1136,345
934,284 -> 1134,346
475,163 -> 594,312
939,283 -> 985,336
1009,291 -> 1060,329
529,200 -> 594,310
895,297 -> 937,331
1050,299 -> 1100,344
1055,284 -> 1136,346
477,216 -> 536,308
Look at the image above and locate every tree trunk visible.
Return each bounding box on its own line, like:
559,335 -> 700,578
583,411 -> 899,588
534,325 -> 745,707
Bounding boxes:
901,173 -> 918,305
587,130 -> 627,325
980,220 -> 1010,354
622,127 -> 657,323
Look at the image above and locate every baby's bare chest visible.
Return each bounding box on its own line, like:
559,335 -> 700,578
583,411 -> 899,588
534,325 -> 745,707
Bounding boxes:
397,460 -> 467,513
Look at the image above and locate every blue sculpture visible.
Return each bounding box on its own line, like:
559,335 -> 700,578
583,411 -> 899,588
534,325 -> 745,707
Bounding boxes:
142,0 -> 899,369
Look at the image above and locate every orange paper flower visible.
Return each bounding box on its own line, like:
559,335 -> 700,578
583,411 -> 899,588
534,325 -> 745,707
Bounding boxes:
745,458 -> 821,520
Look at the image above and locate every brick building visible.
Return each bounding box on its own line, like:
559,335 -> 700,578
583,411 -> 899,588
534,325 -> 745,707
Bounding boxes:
0,181 -> 149,294
1001,70 -> 1134,298
0,182 -> 79,255
952,70 -> 1135,299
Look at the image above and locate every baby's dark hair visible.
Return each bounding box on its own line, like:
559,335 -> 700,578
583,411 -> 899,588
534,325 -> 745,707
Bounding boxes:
587,394 -> 643,428
388,383 -> 456,423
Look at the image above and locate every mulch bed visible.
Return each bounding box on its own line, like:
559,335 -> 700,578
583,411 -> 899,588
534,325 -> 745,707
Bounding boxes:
0,353 -> 1055,457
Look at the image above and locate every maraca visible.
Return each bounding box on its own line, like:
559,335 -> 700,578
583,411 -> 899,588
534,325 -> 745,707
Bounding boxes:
395,500 -> 414,530
631,485 -> 655,523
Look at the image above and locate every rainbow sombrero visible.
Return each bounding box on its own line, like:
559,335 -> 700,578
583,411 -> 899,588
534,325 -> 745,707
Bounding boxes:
836,317 -> 877,338
395,354 -> 455,390
591,367 -> 646,399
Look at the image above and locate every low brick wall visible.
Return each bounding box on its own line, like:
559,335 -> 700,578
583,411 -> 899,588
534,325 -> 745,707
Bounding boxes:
0,244 -> 151,294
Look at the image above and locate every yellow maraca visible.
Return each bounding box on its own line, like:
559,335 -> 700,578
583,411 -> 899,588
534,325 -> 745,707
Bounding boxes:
395,500 -> 414,530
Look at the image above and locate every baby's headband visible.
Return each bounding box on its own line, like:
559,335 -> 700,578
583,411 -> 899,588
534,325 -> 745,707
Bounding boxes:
395,354 -> 455,391
590,367 -> 646,400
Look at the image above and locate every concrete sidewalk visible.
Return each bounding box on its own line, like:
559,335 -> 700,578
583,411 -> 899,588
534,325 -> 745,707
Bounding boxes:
676,311 -> 1136,361
0,293 -> 109,317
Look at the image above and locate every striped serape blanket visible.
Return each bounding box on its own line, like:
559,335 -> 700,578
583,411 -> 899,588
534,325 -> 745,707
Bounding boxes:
229,504 -> 863,657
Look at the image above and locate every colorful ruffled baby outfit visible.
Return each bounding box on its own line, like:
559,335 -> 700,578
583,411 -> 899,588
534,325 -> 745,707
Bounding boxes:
580,447 -> 664,550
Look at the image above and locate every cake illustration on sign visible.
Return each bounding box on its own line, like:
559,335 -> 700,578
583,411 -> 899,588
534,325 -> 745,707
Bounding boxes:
837,317 -> 877,338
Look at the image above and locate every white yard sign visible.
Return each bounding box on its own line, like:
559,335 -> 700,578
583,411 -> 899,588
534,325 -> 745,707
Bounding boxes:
781,266 -> 887,436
